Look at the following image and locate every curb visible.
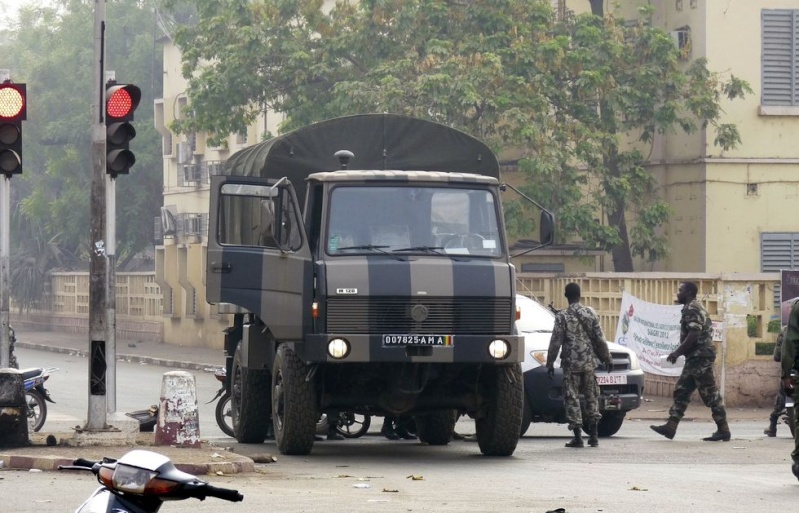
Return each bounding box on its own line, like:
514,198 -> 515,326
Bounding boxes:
16,342 -> 219,373
0,452 -> 256,474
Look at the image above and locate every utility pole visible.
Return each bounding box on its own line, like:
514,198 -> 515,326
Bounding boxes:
86,0 -> 108,430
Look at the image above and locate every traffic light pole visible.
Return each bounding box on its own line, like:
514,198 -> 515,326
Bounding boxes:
87,0 -> 109,430
0,177 -> 9,369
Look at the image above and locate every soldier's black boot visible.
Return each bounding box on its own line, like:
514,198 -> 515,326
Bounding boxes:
587,422 -> 599,447
381,418 -> 400,440
792,461 -> 799,481
764,413 -> 779,437
565,428 -> 584,448
703,419 -> 731,442
650,416 -> 680,440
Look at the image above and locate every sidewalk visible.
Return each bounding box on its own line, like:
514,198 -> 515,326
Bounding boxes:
14,327 -> 225,372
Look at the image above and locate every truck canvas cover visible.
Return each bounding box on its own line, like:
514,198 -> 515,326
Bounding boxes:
223,114 -> 499,205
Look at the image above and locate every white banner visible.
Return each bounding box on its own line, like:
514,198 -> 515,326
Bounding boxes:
614,291 -> 684,376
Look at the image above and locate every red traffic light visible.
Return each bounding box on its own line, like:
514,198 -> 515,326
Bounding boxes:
105,83 -> 141,122
0,83 -> 26,121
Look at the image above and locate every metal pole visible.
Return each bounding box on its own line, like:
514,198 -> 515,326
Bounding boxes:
86,0 -> 107,430
0,177 -> 10,368
106,175 -> 116,413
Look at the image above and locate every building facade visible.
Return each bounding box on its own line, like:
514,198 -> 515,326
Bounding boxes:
153,0 -> 799,347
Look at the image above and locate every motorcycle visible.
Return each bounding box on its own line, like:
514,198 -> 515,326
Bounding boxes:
208,367 -> 371,438
59,449 -> 243,513
21,366 -> 58,432
208,367 -> 234,437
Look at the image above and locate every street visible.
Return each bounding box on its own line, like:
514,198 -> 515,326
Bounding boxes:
3,346 -> 799,512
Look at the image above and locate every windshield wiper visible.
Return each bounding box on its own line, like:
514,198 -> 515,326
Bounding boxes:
337,245 -> 404,260
393,246 -> 445,254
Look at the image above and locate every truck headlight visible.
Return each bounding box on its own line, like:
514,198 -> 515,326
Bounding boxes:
488,339 -> 510,360
327,338 -> 350,359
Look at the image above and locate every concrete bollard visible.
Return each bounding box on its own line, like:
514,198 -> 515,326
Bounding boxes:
154,371 -> 201,448
0,368 -> 28,447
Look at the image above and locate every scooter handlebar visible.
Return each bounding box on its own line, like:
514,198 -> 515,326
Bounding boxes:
202,484 -> 244,502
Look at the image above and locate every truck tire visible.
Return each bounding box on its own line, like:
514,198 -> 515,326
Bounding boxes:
588,410 -> 626,437
415,410 -> 457,445
273,344 -> 318,455
476,364 -> 523,456
231,345 -> 272,443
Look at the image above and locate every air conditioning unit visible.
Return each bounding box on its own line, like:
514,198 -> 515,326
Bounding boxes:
177,141 -> 192,164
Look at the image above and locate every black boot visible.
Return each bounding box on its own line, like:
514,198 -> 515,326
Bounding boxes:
764,414 -> 778,437
587,422 -> 599,447
703,419 -> 731,442
381,418 -> 400,440
565,428 -> 584,448
650,416 -> 680,440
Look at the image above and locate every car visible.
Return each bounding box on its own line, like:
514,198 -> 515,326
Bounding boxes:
517,294 -> 644,437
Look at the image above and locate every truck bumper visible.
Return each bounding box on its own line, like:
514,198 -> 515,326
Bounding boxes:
299,334 -> 524,364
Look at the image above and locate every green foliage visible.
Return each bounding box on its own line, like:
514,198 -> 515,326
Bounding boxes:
164,0 -> 749,270
1,0 -> 163,309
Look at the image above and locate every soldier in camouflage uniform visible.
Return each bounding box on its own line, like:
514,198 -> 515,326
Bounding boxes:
651,281 -> 731,441
764,325 -> 787,436
781,299 -> 799,480
546,283 -> 612,448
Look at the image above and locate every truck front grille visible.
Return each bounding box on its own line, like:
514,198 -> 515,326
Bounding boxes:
326,297 -> 513,334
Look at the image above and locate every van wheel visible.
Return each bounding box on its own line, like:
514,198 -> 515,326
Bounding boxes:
416,410 -> 457,445
273,344 -> 318,455
519,399 -> 532,437
476,364 -> 523,456
231,344 -> 272,443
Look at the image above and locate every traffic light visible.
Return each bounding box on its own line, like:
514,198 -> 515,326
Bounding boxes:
105,82 -> 141,176
0,81 -> 26,176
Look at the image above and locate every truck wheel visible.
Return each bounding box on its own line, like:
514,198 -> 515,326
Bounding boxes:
415,410 -> 457,445
519,399 -> 532,437
476,364 -> 523,456
273,344 -> 318,455
594,411 -> 626,437
231,345 -> 272,443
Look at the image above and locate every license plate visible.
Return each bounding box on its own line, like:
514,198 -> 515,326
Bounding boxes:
596,374 -> 627,385
382,335 -> 453,347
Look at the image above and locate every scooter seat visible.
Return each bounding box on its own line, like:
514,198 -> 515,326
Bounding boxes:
19,368 -> 44,380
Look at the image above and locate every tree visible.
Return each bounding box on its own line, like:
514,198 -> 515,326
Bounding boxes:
165,0 -> 749,270
0,0 -> 163,307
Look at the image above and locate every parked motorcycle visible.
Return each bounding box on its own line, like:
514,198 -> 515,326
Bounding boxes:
21,366 -> 57,432
208,367 -> 234,437
59,449 -> 243,512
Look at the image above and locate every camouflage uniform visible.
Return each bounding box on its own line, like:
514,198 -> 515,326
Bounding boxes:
547,303 -> 612,431
782,300 -> 799,464
766,327 -> 787,430
668,300 -> 727,423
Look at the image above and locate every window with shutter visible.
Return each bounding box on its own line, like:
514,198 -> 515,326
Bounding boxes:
761,232 -> 799,307
762,10 -> 799,106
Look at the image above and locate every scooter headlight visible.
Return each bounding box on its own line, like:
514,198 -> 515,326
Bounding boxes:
109,464 -> 157,494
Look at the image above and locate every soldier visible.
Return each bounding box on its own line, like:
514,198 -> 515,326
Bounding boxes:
764,325 -> 787,437
546,282 -> 612,448
651,281 -> 731,441
781,299 -> 799,480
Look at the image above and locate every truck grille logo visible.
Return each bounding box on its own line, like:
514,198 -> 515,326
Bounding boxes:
411,304 -> 429,322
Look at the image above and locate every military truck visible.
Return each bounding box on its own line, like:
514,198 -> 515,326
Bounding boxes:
206,114 -> 554,456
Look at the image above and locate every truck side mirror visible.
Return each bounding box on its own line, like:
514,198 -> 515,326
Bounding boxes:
540,210 -> 554,246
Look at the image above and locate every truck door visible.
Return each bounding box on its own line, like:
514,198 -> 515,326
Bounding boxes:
207,175 -> 312,341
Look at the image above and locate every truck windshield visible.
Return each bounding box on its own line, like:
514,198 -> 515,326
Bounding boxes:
326,185 -> 503,257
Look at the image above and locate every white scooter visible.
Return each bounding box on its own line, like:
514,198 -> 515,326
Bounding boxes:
59,450 -> 243,513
